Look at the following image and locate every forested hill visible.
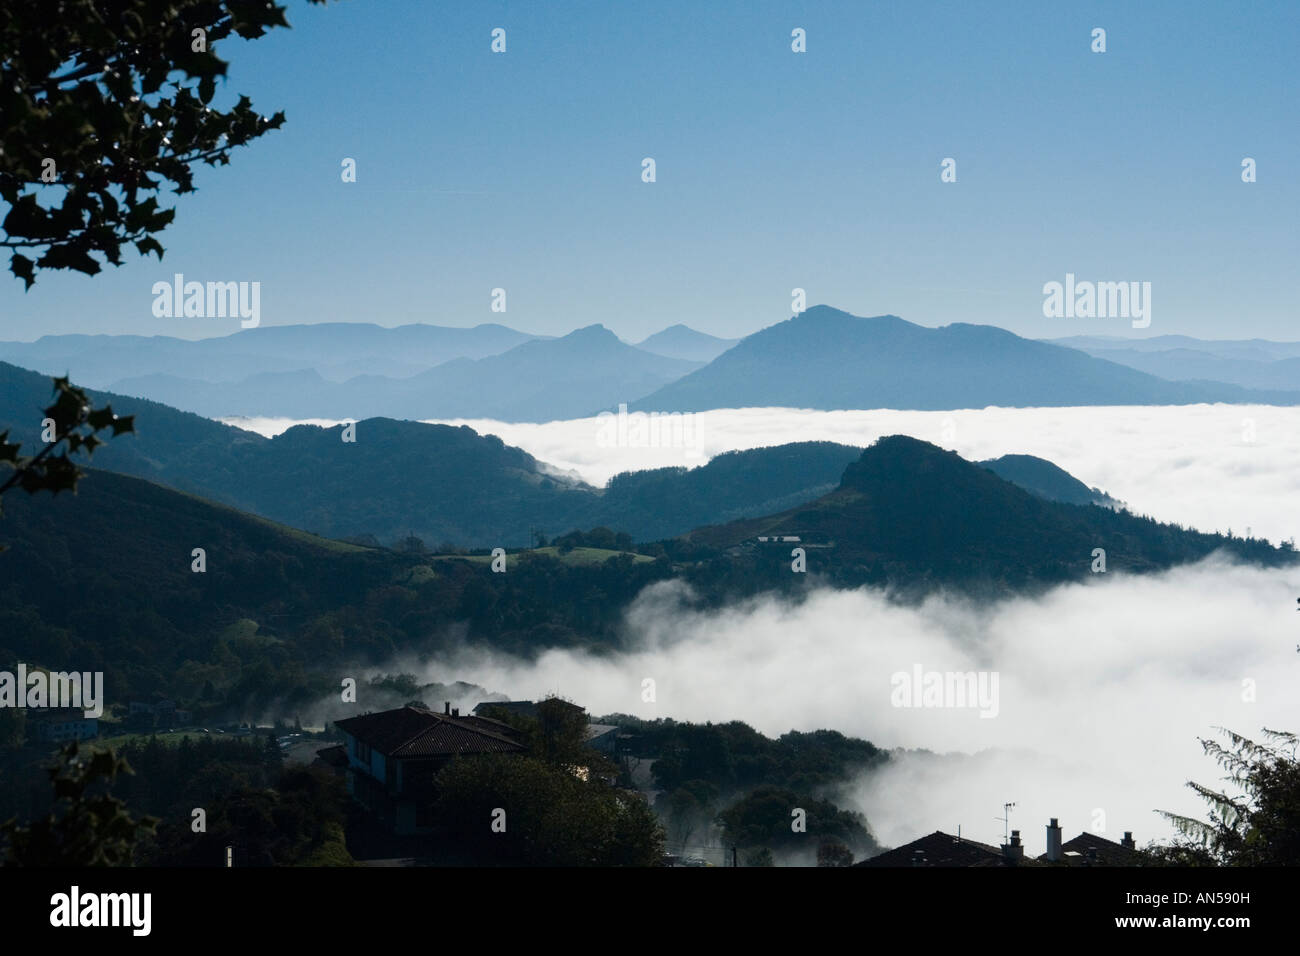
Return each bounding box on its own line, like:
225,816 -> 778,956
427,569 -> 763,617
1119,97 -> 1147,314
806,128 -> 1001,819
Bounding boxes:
0,468 -> 670,709
680,436 -> 1295,594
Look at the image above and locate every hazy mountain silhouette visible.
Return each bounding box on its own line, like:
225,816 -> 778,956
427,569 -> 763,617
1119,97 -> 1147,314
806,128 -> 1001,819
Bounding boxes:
633,306 -> 1300,411
1046,334 -> 1300,392
635,324 -> 740,362
0,322 -> 542,390
105,325 -> 701,421
1048,334 -> 1300,361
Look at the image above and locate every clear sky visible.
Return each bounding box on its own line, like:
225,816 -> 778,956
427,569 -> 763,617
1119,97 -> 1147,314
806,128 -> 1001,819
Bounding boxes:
2,0 -> 1297,342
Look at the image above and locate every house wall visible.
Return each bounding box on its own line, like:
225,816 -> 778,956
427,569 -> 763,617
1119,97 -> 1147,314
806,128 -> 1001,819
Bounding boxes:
343,732 -> 362,770
342,730 -> 386,782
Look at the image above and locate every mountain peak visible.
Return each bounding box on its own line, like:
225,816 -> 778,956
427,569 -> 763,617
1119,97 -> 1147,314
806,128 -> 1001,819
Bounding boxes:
839,435 -> 964,491
794,305 -> 903,323
570,323 -> 612,334
632,304 -> 1264,414
564,323 -> 620,343
795,304 -> 852,320
635,324 -> 740,362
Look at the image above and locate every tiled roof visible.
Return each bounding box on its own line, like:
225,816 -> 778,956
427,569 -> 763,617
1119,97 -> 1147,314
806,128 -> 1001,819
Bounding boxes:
1046,832 -> 1143,866
335,706 -> 526,758
855,830 -> 1025,867
860,829 -> 1145,868
456,714 -> 524,739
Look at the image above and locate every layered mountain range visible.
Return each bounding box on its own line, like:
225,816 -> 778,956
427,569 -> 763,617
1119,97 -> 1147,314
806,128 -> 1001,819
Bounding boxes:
5,306 -> 1298,422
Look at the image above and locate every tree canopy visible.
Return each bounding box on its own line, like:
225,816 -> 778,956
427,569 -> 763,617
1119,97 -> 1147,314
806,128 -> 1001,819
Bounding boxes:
1153,727 -> 1300,866
1,0 -> 324,287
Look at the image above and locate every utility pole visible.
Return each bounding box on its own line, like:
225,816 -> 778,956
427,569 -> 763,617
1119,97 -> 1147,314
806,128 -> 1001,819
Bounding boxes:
732,846 -> 738,868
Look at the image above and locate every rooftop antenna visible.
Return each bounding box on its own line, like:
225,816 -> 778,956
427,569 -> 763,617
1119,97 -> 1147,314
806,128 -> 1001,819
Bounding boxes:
996,802 -> 1016,845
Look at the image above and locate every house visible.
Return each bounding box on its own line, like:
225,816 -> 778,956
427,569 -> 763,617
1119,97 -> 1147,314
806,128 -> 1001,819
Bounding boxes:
334,703 -> 525,835
28,707 -> 99,744
854,829 -> 1035,867
584,723 -> 620,755
858,819 -> 1144,867
1039,817 -> 1142,865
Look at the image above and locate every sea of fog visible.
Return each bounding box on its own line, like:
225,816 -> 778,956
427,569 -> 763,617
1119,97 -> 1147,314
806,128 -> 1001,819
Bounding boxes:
224,404 -> 1300,546
391,561 -> 1296,855
225,406 -> 1300,854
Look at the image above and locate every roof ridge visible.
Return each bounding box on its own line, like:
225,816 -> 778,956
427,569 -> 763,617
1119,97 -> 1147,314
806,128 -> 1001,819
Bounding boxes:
1064,831 -> 1134,848
386,706 -> 445,752
434,713 -> 527,747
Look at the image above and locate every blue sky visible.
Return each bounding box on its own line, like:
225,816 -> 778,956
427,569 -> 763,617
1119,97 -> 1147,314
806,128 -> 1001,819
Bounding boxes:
2,0 -> 1297,342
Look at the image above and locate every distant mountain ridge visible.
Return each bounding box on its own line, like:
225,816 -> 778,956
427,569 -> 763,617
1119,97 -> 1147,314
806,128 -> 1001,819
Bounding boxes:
10,310 -> 1300,422
100,325 -> 699,421
633,306 -> 1300,411
1045,334 -> 1300,392
1047,334 -> 1300,361
0,321 -> 544,389
635,324 -> 740,362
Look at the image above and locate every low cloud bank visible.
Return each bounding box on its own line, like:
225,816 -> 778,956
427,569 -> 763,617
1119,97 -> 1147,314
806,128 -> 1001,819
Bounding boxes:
402,557 -> 1295,854
225,405 -> 1300,545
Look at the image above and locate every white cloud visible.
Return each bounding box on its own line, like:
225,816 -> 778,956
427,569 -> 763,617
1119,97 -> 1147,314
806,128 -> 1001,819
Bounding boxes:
224,405 -> 1300,543
416,405 -> 1300,545
414,558 -> 1297,854
230,404 -> 1300,857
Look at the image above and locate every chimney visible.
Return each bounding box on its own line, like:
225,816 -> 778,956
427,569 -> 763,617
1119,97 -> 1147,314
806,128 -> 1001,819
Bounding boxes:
1045,817 -> 1063,862
1002,830 -> 1024,863
1122,831 -> 1135,850
444,701 -> 450,715
452,707 -> 459,717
